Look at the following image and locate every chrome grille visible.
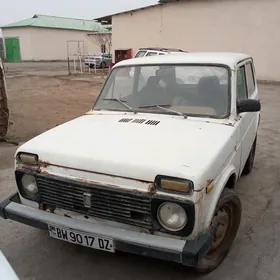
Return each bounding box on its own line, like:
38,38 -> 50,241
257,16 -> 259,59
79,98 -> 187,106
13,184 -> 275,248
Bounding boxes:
37,175 -> 152,229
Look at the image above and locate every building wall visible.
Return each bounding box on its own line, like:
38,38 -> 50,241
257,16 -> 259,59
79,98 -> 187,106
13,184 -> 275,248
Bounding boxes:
112,0 -> 280,81
2,27 -> 33,60
2,27 -> 100,61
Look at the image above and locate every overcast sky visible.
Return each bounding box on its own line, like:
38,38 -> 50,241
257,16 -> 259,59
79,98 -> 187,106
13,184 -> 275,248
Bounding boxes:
0,0 -> 157,26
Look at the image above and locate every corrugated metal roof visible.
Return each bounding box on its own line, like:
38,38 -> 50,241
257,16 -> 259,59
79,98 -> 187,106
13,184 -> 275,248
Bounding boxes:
94,4 -> 160,24
1,14 -> 108,32
94,0 -> 181,24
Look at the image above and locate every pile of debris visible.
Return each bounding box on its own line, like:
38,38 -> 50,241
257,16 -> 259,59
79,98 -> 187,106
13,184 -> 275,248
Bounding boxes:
0,59 -> 9,139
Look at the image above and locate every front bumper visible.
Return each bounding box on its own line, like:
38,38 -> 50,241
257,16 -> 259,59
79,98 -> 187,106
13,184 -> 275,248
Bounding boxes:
0,193 -> 212,267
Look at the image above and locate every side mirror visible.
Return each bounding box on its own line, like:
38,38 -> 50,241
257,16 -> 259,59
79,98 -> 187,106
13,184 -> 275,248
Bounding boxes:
237,99 -> 261,114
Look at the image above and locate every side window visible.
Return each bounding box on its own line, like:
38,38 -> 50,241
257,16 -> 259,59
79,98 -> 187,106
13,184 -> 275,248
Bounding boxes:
237,66 -> 248,100
245,62 -> 256,95
146,52 -> 158,57
135,51 -> 146,58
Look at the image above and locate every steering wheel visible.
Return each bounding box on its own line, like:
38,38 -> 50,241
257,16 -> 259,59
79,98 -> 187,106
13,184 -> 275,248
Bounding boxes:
172,96 -> 188,106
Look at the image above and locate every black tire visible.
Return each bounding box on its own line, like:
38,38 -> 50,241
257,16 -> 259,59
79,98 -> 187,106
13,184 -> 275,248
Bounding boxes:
100,62 -> 106,69
194,188 -> 242,274
89,64 -> 94,69
242,136 -> 257,176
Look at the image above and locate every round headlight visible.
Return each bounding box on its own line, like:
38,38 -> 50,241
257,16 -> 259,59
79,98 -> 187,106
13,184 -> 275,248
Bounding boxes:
21,174 -> 38,195
157,202 -> 187,231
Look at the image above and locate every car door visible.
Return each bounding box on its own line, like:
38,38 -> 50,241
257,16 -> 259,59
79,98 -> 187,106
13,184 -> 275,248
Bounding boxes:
105,54 -> 112,67
236,59 -> 259,175
102,54 -> 108,67
108,54 -> 112,66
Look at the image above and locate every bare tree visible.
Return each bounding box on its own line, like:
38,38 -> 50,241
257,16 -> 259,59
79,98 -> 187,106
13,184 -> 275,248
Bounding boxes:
86,27 -> 112,54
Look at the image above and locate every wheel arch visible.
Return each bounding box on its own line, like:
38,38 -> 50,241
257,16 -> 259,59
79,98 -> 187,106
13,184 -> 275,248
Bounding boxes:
203,167 -> 238,229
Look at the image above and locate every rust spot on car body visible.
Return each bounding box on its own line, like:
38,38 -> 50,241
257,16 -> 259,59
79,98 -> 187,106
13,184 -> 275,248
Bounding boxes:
39,169 -> 49,175
40,204 -> 56,213
17,163 -> 39,172
78,177 -> 118,189
40,161 -> 50,168
148,183 -> 156,194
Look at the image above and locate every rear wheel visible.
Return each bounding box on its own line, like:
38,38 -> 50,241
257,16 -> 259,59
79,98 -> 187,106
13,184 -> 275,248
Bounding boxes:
100,62 -> 106,69
195,188 -> 241,273
242,136 -> 257,175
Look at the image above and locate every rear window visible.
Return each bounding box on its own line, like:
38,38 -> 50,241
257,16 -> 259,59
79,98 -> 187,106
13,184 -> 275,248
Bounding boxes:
135,51 -> 147,58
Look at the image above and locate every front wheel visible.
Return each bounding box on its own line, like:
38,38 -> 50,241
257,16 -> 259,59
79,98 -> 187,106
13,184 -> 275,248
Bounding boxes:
195,188 -> 241,273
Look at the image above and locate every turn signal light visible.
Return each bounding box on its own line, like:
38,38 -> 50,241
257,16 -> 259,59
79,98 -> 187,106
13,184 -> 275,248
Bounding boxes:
155,176 -> 193,194
17,153 -> 38,165
161,179 -> 191,193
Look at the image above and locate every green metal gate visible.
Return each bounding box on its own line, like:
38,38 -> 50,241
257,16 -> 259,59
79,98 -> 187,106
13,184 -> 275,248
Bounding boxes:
5,37 -> 21,62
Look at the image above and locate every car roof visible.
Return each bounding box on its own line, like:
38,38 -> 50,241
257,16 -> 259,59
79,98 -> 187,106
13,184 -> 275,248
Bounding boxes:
138,47 -> 186,52
115,52 -> 251,69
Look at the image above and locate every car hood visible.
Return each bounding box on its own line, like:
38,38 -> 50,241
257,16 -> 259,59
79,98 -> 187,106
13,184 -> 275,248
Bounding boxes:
17,112 -> 236,188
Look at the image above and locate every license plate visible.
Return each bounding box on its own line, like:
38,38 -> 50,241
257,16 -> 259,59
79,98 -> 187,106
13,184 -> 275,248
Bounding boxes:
48,225 -> 115,252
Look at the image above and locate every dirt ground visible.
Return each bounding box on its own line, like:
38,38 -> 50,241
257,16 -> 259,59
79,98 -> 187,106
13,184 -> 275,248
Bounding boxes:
7,76 -> 100,142
0,62 -> 105,169
1,62 -> 280,280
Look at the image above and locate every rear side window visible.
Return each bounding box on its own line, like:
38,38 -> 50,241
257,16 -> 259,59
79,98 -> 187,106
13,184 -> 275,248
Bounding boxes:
146,52 -> 158,56
135,51 -> 147,58
237,66 -> 248,100
245,62 -> 256,94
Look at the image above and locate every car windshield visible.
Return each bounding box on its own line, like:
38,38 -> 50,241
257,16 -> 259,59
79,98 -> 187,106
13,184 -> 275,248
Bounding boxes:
94,64 -> 230,118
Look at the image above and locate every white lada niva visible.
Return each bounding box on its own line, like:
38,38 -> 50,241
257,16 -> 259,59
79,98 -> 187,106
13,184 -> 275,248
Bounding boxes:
0,53 -> 261,273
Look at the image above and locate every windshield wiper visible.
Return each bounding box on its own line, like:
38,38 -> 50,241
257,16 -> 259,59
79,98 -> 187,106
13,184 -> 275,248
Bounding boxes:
103,98 -> 136,113
138,105 -> 188,119
138,104 -> 171,109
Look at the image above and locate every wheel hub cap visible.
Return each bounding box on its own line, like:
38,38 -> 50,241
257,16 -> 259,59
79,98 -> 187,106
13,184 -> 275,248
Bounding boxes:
211,209 -> 230,250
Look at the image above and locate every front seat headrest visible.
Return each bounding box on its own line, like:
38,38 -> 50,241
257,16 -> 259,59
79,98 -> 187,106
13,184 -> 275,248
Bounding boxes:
198,76 -> 220,92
